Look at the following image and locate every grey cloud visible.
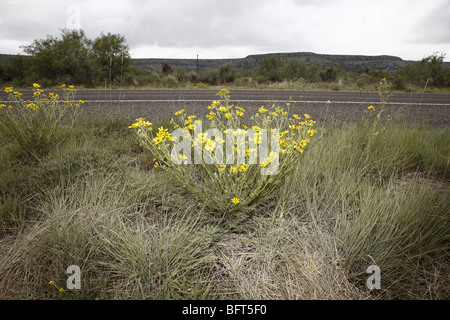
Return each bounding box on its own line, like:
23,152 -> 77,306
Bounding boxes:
408,2 -> 450,44
0,0 -> 448,60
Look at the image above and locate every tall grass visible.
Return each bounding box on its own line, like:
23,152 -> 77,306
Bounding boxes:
0,105 -> 448,299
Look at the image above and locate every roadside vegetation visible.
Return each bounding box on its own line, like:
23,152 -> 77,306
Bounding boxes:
1,29 -> 449,93
0,83 -> 448,300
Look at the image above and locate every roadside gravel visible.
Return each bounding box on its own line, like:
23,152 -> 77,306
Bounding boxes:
79,100 -> 450,127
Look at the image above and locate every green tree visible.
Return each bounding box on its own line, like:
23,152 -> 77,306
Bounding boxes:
260,55 -> 283,81
0,55 -> 31,85
282,60 -> 307,81
91,32 -> 130,86
319,66 -> 340,82
22,29 -> 92,84
398,52 -> 449,87
19,29 -> 131,86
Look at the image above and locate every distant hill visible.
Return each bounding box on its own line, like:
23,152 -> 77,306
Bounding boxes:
130,52 -> 450,73
2,52 -> 449,74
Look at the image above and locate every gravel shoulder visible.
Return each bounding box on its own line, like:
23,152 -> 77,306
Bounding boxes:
79,100 -> 450,128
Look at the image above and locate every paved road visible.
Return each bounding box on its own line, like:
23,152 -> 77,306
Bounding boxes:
1,88 -> 450,105
1,89 -> 449,126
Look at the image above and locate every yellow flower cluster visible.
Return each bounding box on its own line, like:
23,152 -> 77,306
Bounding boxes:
216,88 -> 230,96
152,127 -> 172,146
48,280 -> 64,294
26,103 -> 39,111
0,104 -> 12,110
130,88 -> 319,214
129,117 -> 152,128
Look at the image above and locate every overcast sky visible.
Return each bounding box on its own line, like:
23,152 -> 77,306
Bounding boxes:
1,0 -> 449,61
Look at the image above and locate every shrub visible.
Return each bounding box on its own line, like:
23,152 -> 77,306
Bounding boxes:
0,83 -> 82,160
129,89 -> 318,228
162,75 -> 179,88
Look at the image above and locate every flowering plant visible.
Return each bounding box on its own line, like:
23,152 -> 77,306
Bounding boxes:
130,89 -> 318,224
1,83 -> 82,159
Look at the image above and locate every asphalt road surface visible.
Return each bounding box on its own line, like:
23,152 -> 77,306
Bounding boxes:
1,89 -> 449,126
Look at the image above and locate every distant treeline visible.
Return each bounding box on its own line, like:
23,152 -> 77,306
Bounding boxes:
1,29 -> 449,90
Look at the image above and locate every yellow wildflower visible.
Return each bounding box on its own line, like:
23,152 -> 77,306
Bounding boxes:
225,113 -> 232,119
238,164 -> 247,172
254,133 -> 262,144
4,87 -> 13,93
300,140 -> 307,148
33,83 -> 41,88
208,100 -> 220,109
204,140 -> 216,152
368,105 -> 375,111
175,109 -> 185,116
231,197 -> 240,205
216,89 -> 230,96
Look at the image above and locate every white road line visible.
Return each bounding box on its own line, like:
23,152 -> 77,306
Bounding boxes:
81,99 -> 450,106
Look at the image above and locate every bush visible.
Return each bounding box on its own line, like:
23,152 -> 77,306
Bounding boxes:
320,66 -> 340,82
0,83 -> 82,160
162,75 -> 179,88
129,89 -> 319,229
259,55 -> 282,81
